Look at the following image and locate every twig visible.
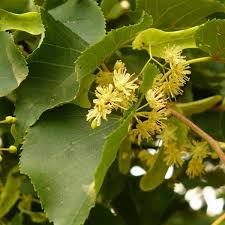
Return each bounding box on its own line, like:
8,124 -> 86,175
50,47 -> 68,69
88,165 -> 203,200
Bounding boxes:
168,106 -> 225,164
211,212 -> 225,225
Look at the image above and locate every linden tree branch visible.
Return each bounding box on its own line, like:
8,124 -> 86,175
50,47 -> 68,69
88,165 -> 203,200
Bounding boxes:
167,106 -> 225,164
211,212 -> 225,225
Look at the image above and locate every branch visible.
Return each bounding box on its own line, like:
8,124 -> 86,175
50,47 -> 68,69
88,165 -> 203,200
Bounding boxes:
212,212 -> 225,225
168,107 -> 225,164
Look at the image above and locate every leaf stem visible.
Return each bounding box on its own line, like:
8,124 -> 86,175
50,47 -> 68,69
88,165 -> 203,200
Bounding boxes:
136,103 -> 149,112
168,106 -> 225,164
211,212 -> 225,225
186,56 -> 212,65
0,148 -> 9,151
101,63 -> 110,72
140,58 -> 151,75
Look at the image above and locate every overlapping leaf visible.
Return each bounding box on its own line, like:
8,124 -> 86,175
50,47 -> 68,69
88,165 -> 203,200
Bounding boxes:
140,149 -> 169,191
43,0 -> 66,10
139,63 -> 160,93
0,0 -> 35,13
136,0 -> 225,29
49,0 -> 106,44
0,32 -> 28,97
132,26 -> 198,56
192,111 -> 225,141
0,9 -> 44,35
20,105 -> 133,225
195,19 -> 225,60
75,13 -> 153,81
15,10 -> 88,143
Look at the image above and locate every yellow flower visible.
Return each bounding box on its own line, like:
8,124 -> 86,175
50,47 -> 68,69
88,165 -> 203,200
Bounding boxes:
191,140 -> 209,160
138,150 -> 157,168
146,88 -> 167,110
96,71 -> 113,86
86,99 -> 112,128
164,143 -> 184,167
87,61 -> 139,128
186,158 -> 205,178
132,109 -> 167,143
113,60 -> 138,96
162,46 -> 185,66
153,46 -> 191,99
154,64 -> 190,99
95,84 -> 122,104
161,123 -> 177,144
118,92 -> 137,109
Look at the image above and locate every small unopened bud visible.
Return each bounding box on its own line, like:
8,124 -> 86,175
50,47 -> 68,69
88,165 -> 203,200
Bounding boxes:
114,60 -> 124,71
0,155 -> 2,162
5,116 -> 17,124
8,145 -> 17,154
91,120 -> 98,129
120,0 -> 130,10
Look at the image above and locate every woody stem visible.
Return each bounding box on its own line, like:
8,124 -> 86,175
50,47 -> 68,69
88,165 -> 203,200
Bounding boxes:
168,106 -> 225,164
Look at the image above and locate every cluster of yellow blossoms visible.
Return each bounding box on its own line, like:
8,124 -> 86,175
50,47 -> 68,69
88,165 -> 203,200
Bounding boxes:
161,121 -> 210,178
162,123 -> 185,168
86,45 -> 213,179
131,46 -> 191,143
186,141 -> 210,178
153,46 -> 191,99
86,61 -> 138,128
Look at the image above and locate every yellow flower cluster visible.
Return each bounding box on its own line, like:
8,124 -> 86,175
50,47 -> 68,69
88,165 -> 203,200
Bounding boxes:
186,141 -> 209,178
145,88 -> 167,110
161,120 -> 210,178
161,123 -> 184,167
96,71 -> 113,86
131,46 -> 191,144
87,61 -> 138,128
162,123 -> 210,178
138,150 -> 157,169
153,46 -> 191,99
132,109 -> 167,144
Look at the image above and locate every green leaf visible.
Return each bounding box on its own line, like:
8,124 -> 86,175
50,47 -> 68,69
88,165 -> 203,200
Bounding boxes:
43,0 -> 67,10
15,9 -> 88,144
0,9 -> 44,35
192,111 -> 225,141
195,19 -> 225,60
11,214 -> 23,225
85,205 -> 126,225
30,212 -> 47,223
136,0 -> 225,29
49,0 -> 106,44
0,32 -> 28,97
75,13 -> 153,81
0,167 -> 22,218
140,149 -> 169,191
139,63 -> 160,93
118,137 -> 132,175
168,117 -> 189,146
20,104 -> 133,225
0,0 -> 35,13
191,61 -> 225,96
100,0 -> 118,19
129,182 -> 176,225
132,26 -> 199,56
176,95 -> 223,116
118,48 -> 149,74
166,211 -> 215,225
74,74 -> 95,108
101,0 -> 126,20
99,162 -> 125,204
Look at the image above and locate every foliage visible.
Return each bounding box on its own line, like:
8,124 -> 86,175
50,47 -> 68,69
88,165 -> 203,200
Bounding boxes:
0,1 -> 225,225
